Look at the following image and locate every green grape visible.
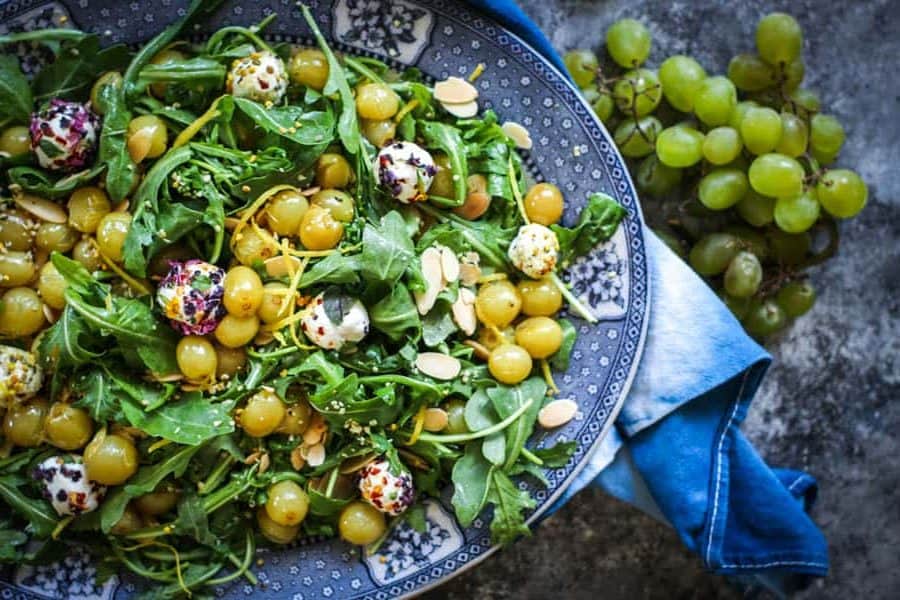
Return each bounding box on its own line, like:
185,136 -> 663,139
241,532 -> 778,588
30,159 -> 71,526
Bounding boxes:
816,169 -> 867,218
774,189 -> 820,233
721,291 -> 752,320
698,168 -> 749,210
702,127 -> 742,165
744,299 -> 787,337
741,107 -> 784,155
688,233 -> 741,276
656,125 -> 705,167
748,153 -> 804,198
724,251 -> 763,298
811,147 -> 838,166
564,49 -> 599,89
729,100 -> 758,131
613,116 -> 663,158
736,190 -> 776,227
694,76 -> 737,127
606,19 -> 651,68
723,225 -> 769,261
636,154 -> 682,197
776,281 -> 816,317
658,55 -> 707,112
613,69 -> 662,117
584,88 -> 616,123
809,114 -> 845,157
775,112 -> 808,157
789,88 -> 820,115
767,229 -> 810,265
756,13 -> 803,66
781,58 -> 805,91
727,54 -> 776,91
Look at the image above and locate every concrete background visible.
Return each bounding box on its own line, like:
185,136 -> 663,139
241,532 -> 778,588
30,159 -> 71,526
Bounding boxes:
428,1 -> 900,598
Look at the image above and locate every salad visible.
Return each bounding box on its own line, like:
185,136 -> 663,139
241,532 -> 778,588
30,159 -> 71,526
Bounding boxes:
0,1 -> 626,595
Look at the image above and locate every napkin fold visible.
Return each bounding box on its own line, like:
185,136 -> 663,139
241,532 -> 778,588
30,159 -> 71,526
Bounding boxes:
463,1 -> 830,595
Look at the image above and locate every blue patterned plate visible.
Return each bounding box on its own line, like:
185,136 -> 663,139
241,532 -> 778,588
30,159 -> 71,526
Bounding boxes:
0,1 -> 649,598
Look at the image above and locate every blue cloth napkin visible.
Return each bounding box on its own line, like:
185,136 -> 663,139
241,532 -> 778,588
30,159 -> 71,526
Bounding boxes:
464,1 -> 830,595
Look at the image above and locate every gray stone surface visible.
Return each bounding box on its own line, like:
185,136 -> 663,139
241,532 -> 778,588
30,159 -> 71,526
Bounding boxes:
428,1 -> 900,598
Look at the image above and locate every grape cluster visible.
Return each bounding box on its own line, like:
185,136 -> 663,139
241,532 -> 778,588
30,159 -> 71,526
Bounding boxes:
563,14 -> 868,339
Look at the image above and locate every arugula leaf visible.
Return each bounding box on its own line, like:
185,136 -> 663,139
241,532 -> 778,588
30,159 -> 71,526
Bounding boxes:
549,318 -> 577,372
100,444 -> 202,532
360,211 -> 420,285
0,528 -> 27,560
232,98 -> 335,146
420,121 -> 468,206
487,470 -> 535,545
487,377 -> 547,471
96,77 -> 137,202
301,5 -> 359,154
32,35 -> 130,101
72,368 -> 121,422
174,492 -> 216,546
462,389 -> 505,466
299,252 -> 360,288
421,304 -> 457,347
6,164 -> 105,200
0,55 -> 31,124
532,441 -> 577,467
0,475 -> 57,537
552,193 -> 628,266
369,283 -> 421,341
38,305 -> 101,398
121,393 -> 236,445
451,442 -> 494,527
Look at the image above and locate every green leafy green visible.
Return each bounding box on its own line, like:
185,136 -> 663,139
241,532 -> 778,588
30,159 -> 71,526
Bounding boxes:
487,377 -> 547,471
0,55 -> 32,124
32,35 -> 130,101
549,318 -> 577,371
450,442 -> 494,527
0,475 -> 57,537
7,164 -> 105,199
532,441 -> 577,467
421,304 -> 457,347
420,121 -> 468,206
552,193 -> 628,266
96,77 -> 137,202
486,470 -> 535,545
370,284 -> 421,341
121,393 -> 236,445
360,211 -> 421,285
232,97 -> 335,146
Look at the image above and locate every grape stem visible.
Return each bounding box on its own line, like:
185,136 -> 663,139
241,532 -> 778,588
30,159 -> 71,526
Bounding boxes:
549,271 -> 598,323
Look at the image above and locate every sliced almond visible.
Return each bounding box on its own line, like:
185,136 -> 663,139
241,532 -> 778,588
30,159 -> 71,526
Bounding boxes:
463,339 -> 491,361
257,452 -> 271,474
434,76 -> 479,104
306,443 -> 326,467
423,408 -> 449,432
290,445 -> 306,470
264,255 -> 302,278
42,303 -> 58,324
14,194 -> 67,223
303,413 -> 327,446
414,246 -> 443,315
501,121 -> 533,150
451,288 -> 477,336
459,263 -> 481,287
442,100 -> 478,119
340,453 -> 377,474
415,352 -> 461,380
439,247 -> 460,283
538,398 -> 578,429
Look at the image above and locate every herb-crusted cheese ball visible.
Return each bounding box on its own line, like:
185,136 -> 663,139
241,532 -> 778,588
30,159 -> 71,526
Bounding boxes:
374,141 -> 437,204
156,260 -> 227,335
508,223 -> 559,279
357,457 -> 414,516
227,51 -> 289,105
300,292 -> 370,351
0,345 -> 43,407
29,99 -> 100,172
33,455 -> 106,516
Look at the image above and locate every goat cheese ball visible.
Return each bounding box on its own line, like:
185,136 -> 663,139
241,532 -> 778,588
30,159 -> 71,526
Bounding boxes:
300,292 -> 370,351
33,455 -> 106,516
227,51 -> 289,105
156,260 -> 227,335
358,457 -> 415,516
508,223 -> 559,279
0,345 -> 43,406
374,141 -> 437,203
29,99 -> 100,171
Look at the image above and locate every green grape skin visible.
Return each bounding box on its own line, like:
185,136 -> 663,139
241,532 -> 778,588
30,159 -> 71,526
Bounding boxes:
811,147 -> 839,166
658,55 -> 707,112
740,107 -> 784,155
564,49 -> 599,89
722,224 -> 769,261
655,126 -> 705,167
776,281 -> 816,318
698,168 -> 749,210
693,76 -> 737,127
775,112 -> 809,157
584,88 -> 616,123
744,298 -> 787,337
774,189 -> 820,233
781,58 -> 805,91
689,233 -> 741,276
636,154 -> 682,197
702,127 -> 742,165
727,54 -> 776,92
789,88 -> 820,115
809,114 -> 845,157
724,251 -> 763,298
614,116 -> 663,157
748,153 -> 804,198
816,169 -> 867,218
756,13 -> 803,66
736,190 -> 776,227
729,100 -> 758,131
606,19 -> 652,68
613,69 -> 662,117
721,291 -> 752,320
767,229 -> 810,266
